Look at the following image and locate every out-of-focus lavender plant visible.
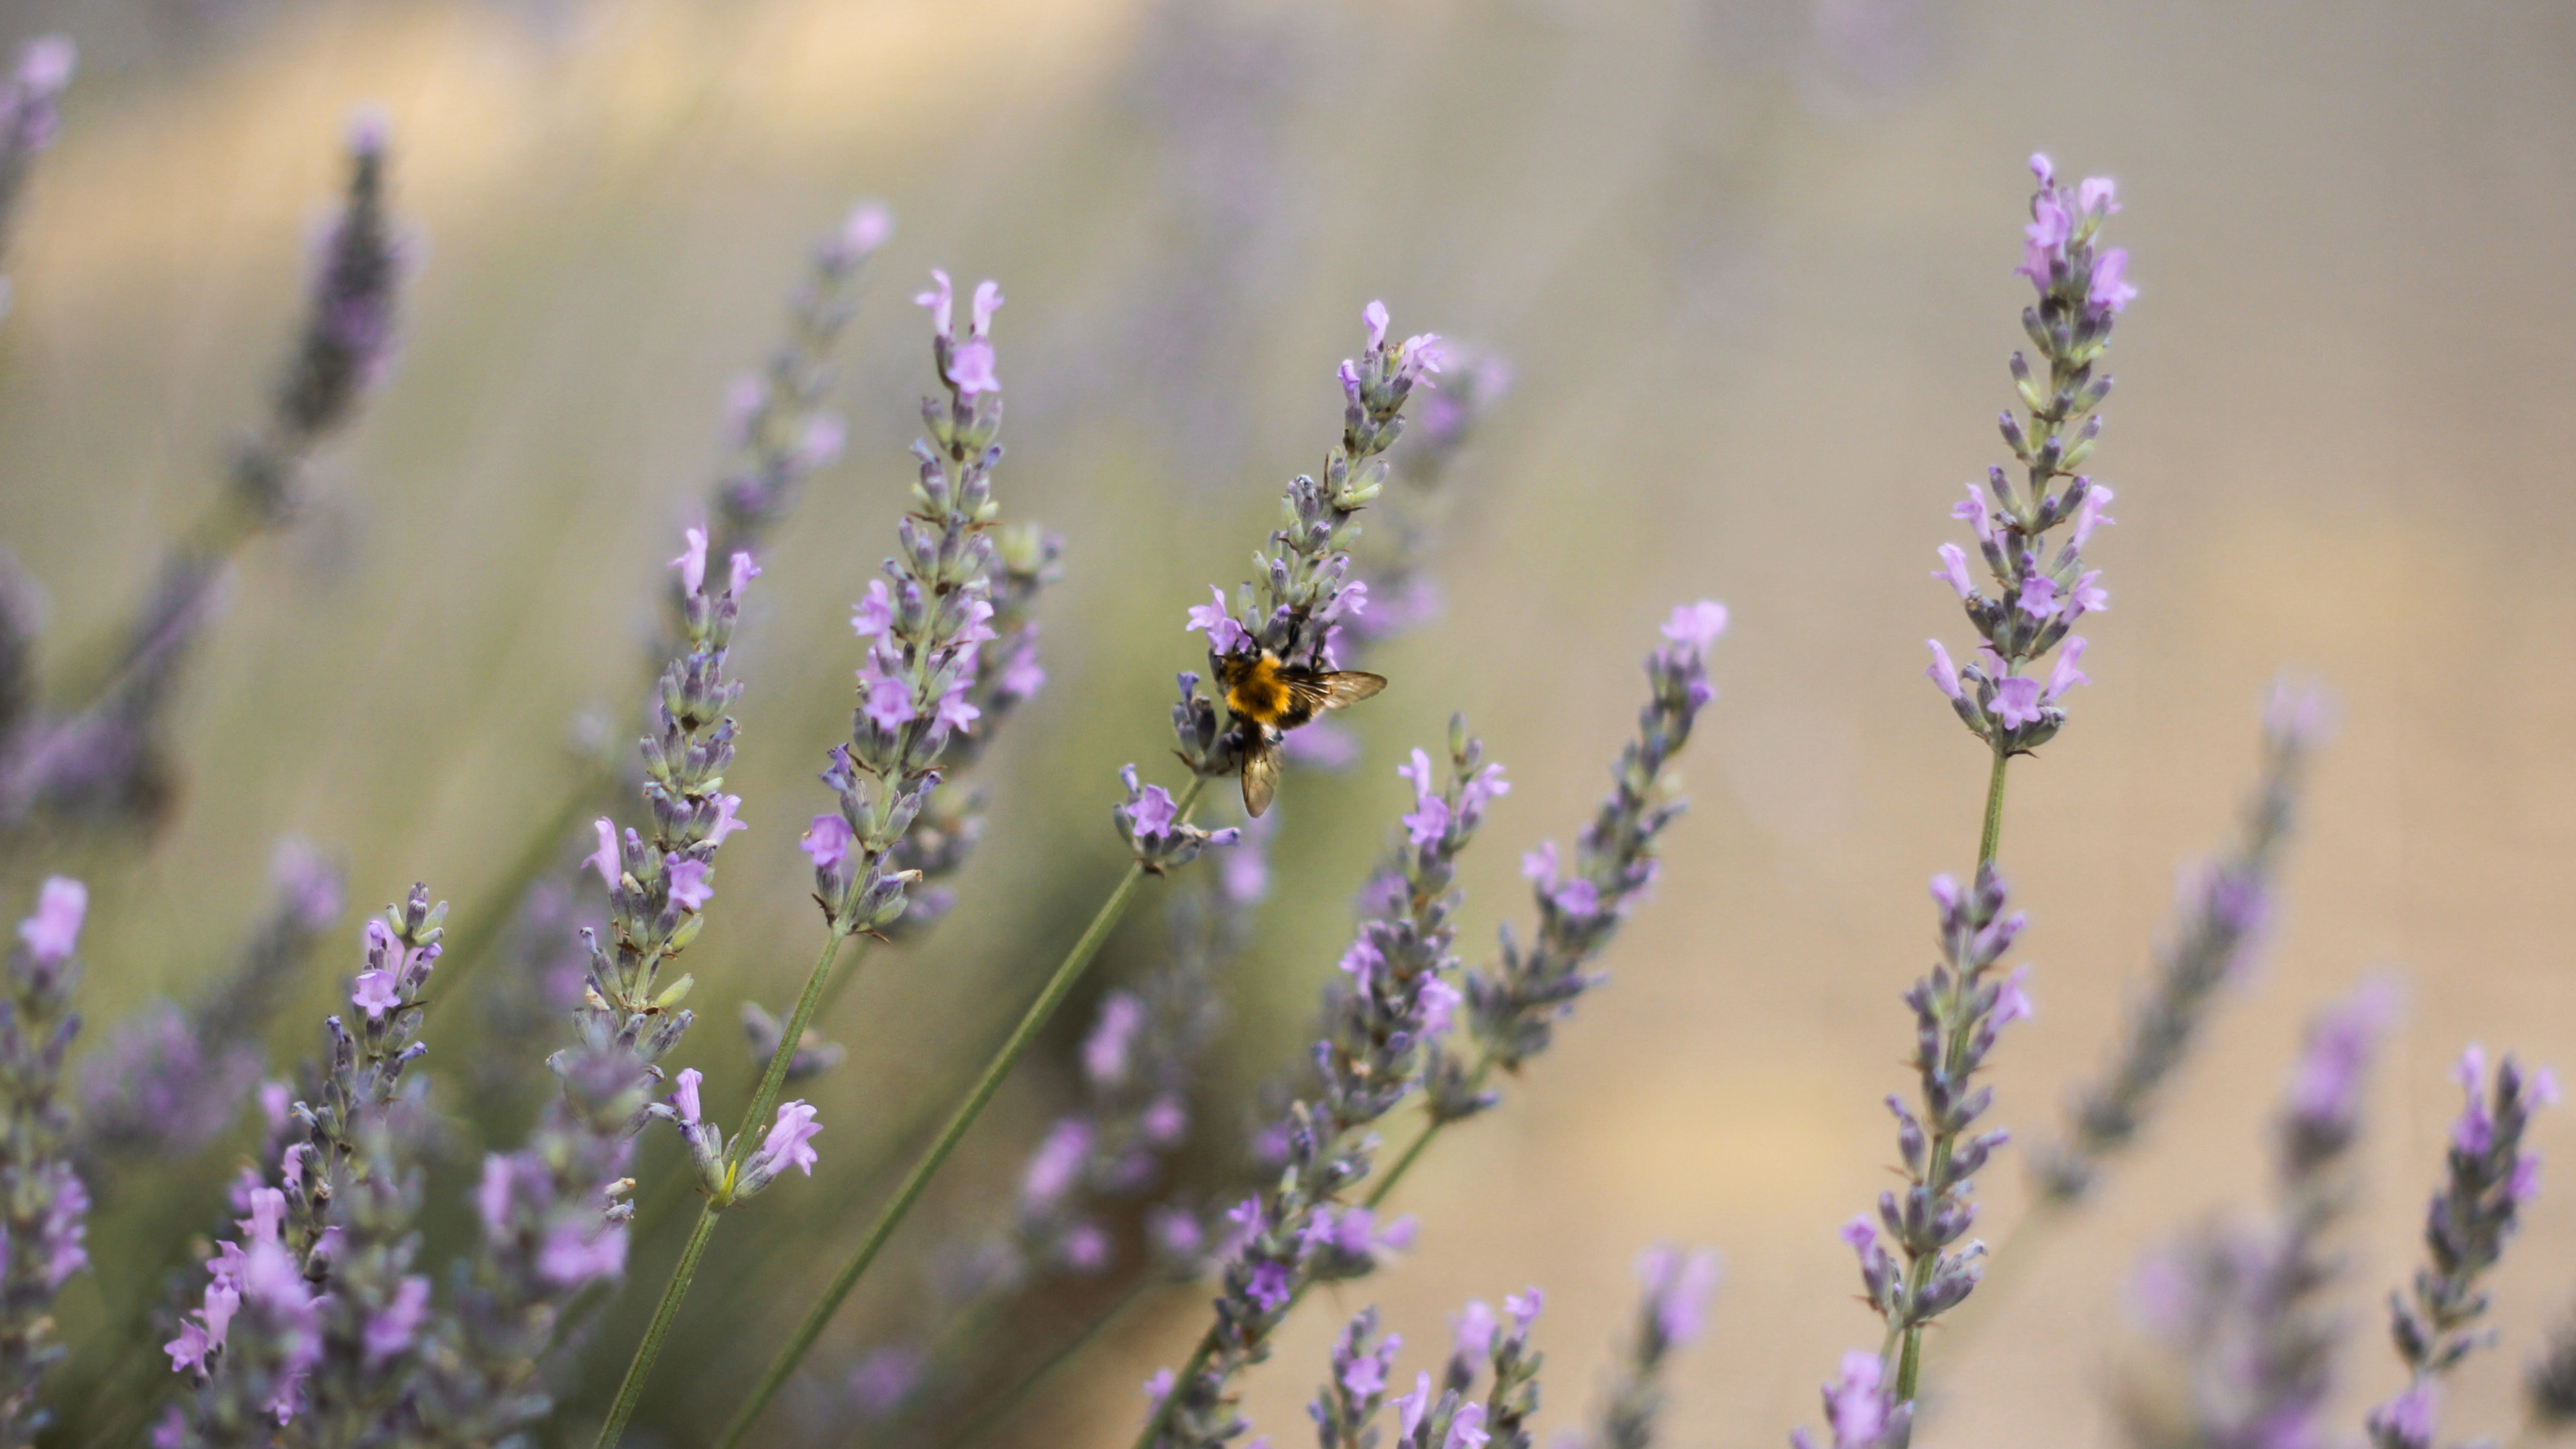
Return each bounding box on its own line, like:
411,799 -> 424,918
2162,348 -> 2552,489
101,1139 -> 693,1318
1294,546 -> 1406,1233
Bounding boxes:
706,202 -> 893,570
1136,726 -> 1509,1449
163,886 -> 445,1442
2526,1305 -> 2576,1438
0,116 -> 408,839
843,818 -> 1271,1438
2363,1049 -> 2556,1449
1408,602 -> 1722,1172
1586,1247 -> 1719,1449
2118,981 -> 2396,1449
79,841 -> 345,1160
2037,680 -> 2333,1203
0,36 -> 73,319
0,877 -> 89,1446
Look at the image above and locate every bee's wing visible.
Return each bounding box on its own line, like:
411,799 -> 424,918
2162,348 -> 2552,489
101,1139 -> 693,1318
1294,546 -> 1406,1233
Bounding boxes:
1284,670 -> 1387,713
1240,737 -> 1279,818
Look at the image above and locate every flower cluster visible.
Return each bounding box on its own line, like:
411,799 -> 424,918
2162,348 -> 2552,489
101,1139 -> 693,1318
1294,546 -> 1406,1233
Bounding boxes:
1591,1246 -> 1721,1449
80,839 -> 345,1159
1116,763 -> 1242,874
2365,1049 -> 2557,1449
1309,1294 -> 1542,1449
2037,680 -> 2333,1201
1144,730 -> 1503,1449
1830,867 -> 2033,1414
1174,301 -> 1440,781
2121,983 -> 2397,1449
661,1070 -> 822,1201
0,878 -> 87,1447
706,201 -> 894,568
165,888 -> 445,1436
1924,155 -> 2131,753
1423,602 -> 1721,1124
798,271 -> 1017,936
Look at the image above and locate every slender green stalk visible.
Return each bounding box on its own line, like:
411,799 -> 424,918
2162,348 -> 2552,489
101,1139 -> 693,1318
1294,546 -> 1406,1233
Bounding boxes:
593,1201 -> 724,1448
1889,744 -> 2011,1402
1366,1052 -> 1497,1211
714,777 -> 1206,1449
814,930 -> 878,1016
591,926 -> 852,1449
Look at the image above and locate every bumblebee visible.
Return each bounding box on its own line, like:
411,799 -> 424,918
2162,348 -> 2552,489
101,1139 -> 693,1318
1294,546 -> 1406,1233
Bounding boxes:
1214,649 -> 1387,817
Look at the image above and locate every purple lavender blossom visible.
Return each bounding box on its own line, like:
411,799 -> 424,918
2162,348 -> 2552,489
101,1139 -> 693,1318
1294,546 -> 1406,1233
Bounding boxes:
2118,981 -> 2398,1449
1925,158 -> 2131,761
0,36 -> 72,310
2039,681 -> 2333,1201
1592,1246 -> 1721,1449
0,875 -> 87,1442
707,200 -> 892,568
2365,1046 -> 2555,1449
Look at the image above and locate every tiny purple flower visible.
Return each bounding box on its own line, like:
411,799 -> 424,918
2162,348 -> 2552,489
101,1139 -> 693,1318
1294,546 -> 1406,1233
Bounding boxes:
729,549 -> 762,597
1185,586 -> 1251,655
16,876 -> 85,963
2071,483 -> 2116,546
537,1220 -> 628,1287
1021,1118 -> 1091,1211
1521,841 -> 1560,889
1953,483 -> 1994,542
2017,573 -> 2061,619
1925,639 -> 1964,702
1554,878 -> 1601,917
851,580 -> 894,638
916,269 -> 954,337
2078,176 -> 2120,217
1396,1373 -> 1433,1439
754,1100 -> 823,1178
948,341 -> 1001,396
862,672 -> 917,731
1000,643 -> 1046,700
666,858 -> 712,912
1130,785 -> 1179,839
1825,1351 -> 1888,1445
673,1067 -> 703,1126
1992,676 -> 2044,729
1505,1288 -> 1543,1328
1992,965 -> 2035,1028
1934,544 -> 1976,599
1421,976 -> 1464,1036
2046,637 -> 2090,700
707,793 -> 747,846
351,970 -> 400,1020
800,814 -> 853,871
969,279 -> 1004,339
1448,1403 -> 1491,1449
1246,1261 -> 1293,1313
671,526 -> 709,596
1662,599 -> 1729,650
2090,248 -> 2137,313
1454,1299 -> 1497,1362
587,818 -> 621,888
362,1275 -> 430,1364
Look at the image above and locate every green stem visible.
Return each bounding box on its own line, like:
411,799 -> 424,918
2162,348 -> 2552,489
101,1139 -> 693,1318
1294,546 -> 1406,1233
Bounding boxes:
1364,1054 -> 1496,1211
592,926 -> 851,1448
713,776 -> 1208,1449
1977,745 -> 2009,867
813,927 -> 877,1017
592,1200 -> 724,1448
1891,744 -> 2012,1403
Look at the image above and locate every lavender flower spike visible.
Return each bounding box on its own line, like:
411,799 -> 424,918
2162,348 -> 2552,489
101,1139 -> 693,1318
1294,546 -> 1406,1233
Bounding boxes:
2037,678 -> 2334,1201
2119,981 -> 2396,1449
1837,867 -> 2031,1403
2365,1047 -> 2556,1449
1592,1246 -> 1721,1449
0,877 -> 88,1447
1142,727 -> 1507,1449
1925,157 -> 2131,775
1419,602 -> 1721,1130
0,35 -> 73,316
707,199 -> 894,568
1169,301 -> 1440,813
1309,1296 -> 1542,1449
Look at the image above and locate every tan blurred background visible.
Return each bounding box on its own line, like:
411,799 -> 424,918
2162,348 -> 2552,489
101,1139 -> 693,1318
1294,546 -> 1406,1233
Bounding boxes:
3,0 -> 2575,1444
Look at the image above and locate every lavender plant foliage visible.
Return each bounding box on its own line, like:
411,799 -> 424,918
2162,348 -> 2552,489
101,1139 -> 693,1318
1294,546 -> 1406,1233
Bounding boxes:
1143,726 -> 1509,1449
1422,602 -> 1721,1126
2363,1049 -> 2557,1449
164,887 -> 445,1442
0,115 -> 409,838
1923,155 -> 2133,749
2528,1305 -> 2576,1434
0,878 -> 89,1446
1589,1247 -> 1719,1449
2120,983 -> 2396,1449
2038,680 -> 2333,1203
0,36 -> 73,315
80,840 -> 345,1159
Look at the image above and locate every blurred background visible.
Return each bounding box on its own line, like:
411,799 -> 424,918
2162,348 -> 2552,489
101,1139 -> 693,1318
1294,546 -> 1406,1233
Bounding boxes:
1,0 -> 2574,1444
